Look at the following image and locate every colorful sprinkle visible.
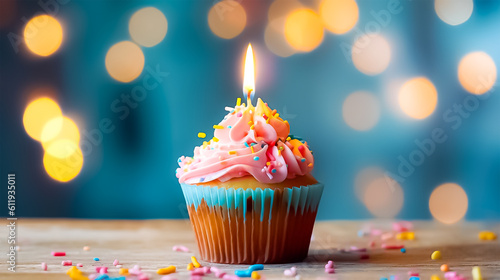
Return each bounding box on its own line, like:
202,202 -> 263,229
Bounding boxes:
253,156 -> 259,161
248,121 -> 253,125
198,132 -> 206,138
431,275 -> 441,280
271,169 -> 277,173
248,264 -> 264,271
237,112 -> 242,117
250,125 -> 255,130
212,137 -> 219,142
400,248 -> 406,253
61,260 -> 72,266
41,262 -> 47,271
396,231 -> 415,240
187,263 -> 194,270
213,125 -> 224,129
440,264 -> 449,272
478,231 -> 497,240
51,251 -> 66,256
236,98 -> 241,106
284,267 -> 297,277
228,126 -> 232,128
286,137 -> 291,141
301,158 -> 306,162
191,256 -> 201,268
113,259 -> 119,266
83,246 -> 90,251
228,151 -> 237,155
251,271 -> 261,279
172,245 -> 190,252
308,163 -> 313,167
119,268 -> 129,275
235,270 -> 252,277
157,266 -> 176,275
431,250 -> 441,260
250,146 -> 255,153
93,257 -> 99,261
472,266 -> 482,280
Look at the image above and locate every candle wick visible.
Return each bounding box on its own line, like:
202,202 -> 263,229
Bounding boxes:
247,89 -> 252,106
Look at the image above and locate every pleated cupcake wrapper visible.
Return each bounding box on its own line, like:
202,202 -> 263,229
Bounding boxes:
181,183 -> 324,264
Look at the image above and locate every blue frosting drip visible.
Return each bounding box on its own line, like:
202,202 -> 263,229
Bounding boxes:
180,183 -> 323,222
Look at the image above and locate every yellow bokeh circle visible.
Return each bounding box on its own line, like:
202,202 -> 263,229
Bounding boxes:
43,146 -> 84,182
23,97 -> 62,141
320,0 -> 359,34
284,9 -> 324,52
429,183 -> 468,224
458,51 -> 497,95
398,77 -> 438,120
208,0 -> 247,39
41,116 -> 80,158
24,14 -> 63,56
129,7 -> 168,47
105,41 -> 145,83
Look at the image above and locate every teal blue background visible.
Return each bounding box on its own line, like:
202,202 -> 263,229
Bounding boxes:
1,0 -> 499,220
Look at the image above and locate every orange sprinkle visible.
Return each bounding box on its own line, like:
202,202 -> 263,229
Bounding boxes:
308,163 -> 313,167
187,263 -> 194,270
271,109 -> 277,115
278,150 -> 282,156
212,137 -> 219,142
213,125 -> 224,129
229,151 -> 237,155
266,162 -> 270,166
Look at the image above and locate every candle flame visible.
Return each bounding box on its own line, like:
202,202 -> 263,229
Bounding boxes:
243,43 -> 255,102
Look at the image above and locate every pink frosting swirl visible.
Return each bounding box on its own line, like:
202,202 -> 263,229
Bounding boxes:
176,98 -> 314,184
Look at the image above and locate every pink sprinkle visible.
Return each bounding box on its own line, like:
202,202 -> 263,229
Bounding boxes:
222,275 -> 239,280
95,267 -> 102,273
284,267 -> 297,276
444,271 -> 458,278
237,112 -> 242,117
325,261 -> 334,269
369,240 -> 376,248
211,267 -> 221,274
61,260 -> 72,266
370,229 -> 383,236
161,276 -> 178,280
113,259 -> 119,266
203,266 -> 211,274
41,262 -> 47,271
325,267 -> 335,274
191,270 -> 205,276
77,263 -> 83,267
52,251 -> 66,257
88,274 -> 98,280
381,244 -> 404,250
138,274 -> 150,280
393,221 -> 413,232
191,276 -> 202,280
99,267 -> 108,274
216,272 -> 227,278
350,246 -> 367,252
408,271 -> 419,276
172,245 -> 190,252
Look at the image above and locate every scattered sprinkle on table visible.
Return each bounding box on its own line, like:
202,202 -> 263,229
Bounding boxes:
431,250 -> 441,260
478,231 -> 497,240
440,264 -> 449,272
400,248 -> 406,253
83,246 -> 90,251
157,265 -> 176,275
52,251 -> 66,256
93,257 -> 99,261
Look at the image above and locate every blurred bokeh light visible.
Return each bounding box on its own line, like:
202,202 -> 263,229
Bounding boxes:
208,0 -> 246,39
265,0 -> 302,57
458,51 -> 497,95
129,7 -> 168,47
23,97 -> 62,141
352,34 -> 391,75
342,91 -> 380,131
105,41 -> 145,83
435,0 -> 473,26
398,77 -> 438,120
363,176 -> 404,218
24,15 -> 63,57
429,183 -> 468,224
42,116 -> 80,158
43,147 -> 84,182
284,9 -> 324,52
320,0 -> 359,34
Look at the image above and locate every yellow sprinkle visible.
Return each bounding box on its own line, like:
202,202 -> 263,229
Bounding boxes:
229,151 -> 237,155
278,150 -> 281,156
274,113 -> 279,118
242,103 -> 245,107
198,132 -> 206,138
251,271 -> 261,279
187,263 -> 194,270
250,146 -> 255,153
250,125 -> 255,130
278,146 -> 284,151
472,266 -> 483,280
431,275 -> 441,280
203,141 -> 208,149
284,120 -> 288,124
248,121 -> 253,125
431,250 -> 441,260
266,162 -> 270,166
66,266 -> 82,276
119,268 -> 129,275
396,231 -> 415,240
286,137 -> 291,141
213,125 -> 224,129
478,231 -> 497,240
266,118 -> 270,124
212,137 -> 219,142
236,98 -> 241,106
191,256 -> 201,268
157,266 -> 176,275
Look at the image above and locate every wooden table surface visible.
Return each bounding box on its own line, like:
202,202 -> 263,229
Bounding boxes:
1,219 -> 499,279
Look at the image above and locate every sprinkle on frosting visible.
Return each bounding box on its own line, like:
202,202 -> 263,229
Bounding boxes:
177,98 -> 314,184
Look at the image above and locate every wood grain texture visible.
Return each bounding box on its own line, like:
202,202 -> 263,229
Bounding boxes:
0,219 -> 499,279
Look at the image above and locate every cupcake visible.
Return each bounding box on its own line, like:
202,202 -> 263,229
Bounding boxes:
176,98 -> 323,264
